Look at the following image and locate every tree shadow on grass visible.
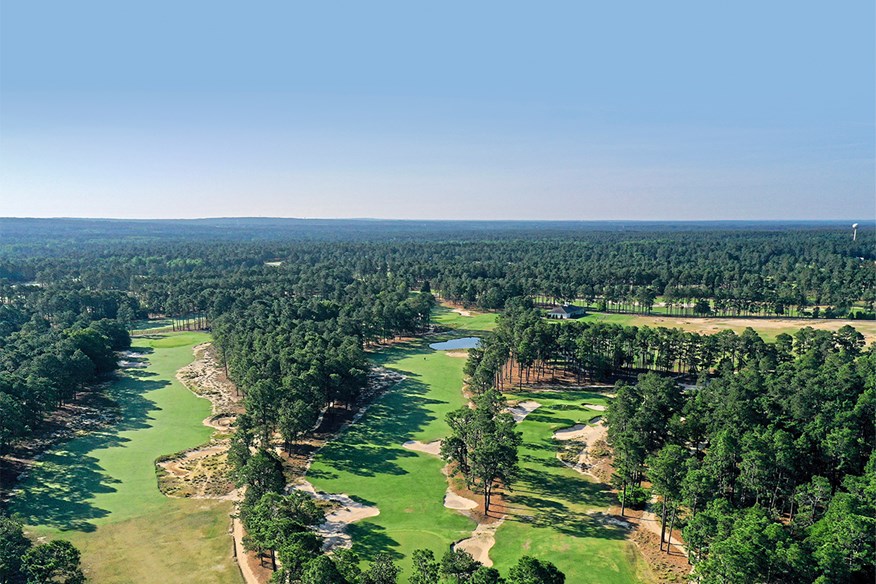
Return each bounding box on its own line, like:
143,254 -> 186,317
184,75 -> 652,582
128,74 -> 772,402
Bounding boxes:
10,369 -> 171,531
348,521 -> 403,562
315,377 -> 441,478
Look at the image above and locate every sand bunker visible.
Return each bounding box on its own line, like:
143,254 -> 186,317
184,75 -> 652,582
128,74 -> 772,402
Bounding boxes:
119,359 -> 146,368
583,404 -> 606,411
402,440 -> 442,456
454,519 -> 504,566
444,491 -> 478,511
507,400 -> 542,422
554,420 -> 609,478
292,479 -> 380,551
452,308 -> 472,317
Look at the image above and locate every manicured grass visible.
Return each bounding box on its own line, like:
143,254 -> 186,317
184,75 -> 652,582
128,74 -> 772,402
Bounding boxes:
310,314 -> 646,581
432,305 -> 498,332
491,390 -> 647,583
308,339 -> 475,573
12,332 -> 241,584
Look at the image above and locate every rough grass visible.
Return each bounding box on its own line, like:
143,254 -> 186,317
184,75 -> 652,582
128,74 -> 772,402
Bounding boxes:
12,331 -> 241,584
490,389 -> 647,583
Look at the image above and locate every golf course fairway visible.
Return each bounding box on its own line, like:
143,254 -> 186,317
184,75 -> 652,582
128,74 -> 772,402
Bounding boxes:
11,331 -> 241,584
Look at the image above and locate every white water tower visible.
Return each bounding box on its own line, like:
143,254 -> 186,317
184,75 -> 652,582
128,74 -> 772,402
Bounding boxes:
852,223 -> 858,241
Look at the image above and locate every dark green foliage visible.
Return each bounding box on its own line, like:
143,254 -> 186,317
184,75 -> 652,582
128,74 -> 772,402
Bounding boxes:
408,548 -> 439,584
360,552 -> 401,584
506,556 -> 564,584
0,516 -> 30,583
439,549 -> 480,583
21,540 -> 85,584
441,390 -> 521,514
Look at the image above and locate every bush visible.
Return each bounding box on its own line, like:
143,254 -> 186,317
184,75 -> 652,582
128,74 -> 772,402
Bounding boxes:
618,485 -> 650,509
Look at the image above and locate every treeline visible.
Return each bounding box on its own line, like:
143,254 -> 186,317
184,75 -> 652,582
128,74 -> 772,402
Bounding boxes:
0,288 -> 131,469
464,301 -> 868,386
605,348 -> 874,583
470,306 -> 873,582
2,224 -> 873,318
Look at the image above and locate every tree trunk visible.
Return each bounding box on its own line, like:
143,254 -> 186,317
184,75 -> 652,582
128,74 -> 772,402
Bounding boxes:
659,499 -> 667,551
666,505 -> 678,555
620,482 -> 627,516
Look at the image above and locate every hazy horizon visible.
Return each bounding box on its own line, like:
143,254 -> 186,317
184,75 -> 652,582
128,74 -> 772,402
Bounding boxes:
1,2 -> 874,220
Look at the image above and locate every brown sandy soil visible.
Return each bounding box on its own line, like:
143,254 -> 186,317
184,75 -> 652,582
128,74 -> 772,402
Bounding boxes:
554,420 -> 613,483
176,343 -> 244,418
232,516 -> 276,584
629,528 -> 690,583
614,506 -> 691,582
159,343 -> 242,501
444,466 -> 507,567
157,442 -> 236,499
631,315 -> 876,344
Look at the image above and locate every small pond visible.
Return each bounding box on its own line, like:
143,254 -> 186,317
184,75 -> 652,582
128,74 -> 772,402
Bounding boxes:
429,337 -> 481,351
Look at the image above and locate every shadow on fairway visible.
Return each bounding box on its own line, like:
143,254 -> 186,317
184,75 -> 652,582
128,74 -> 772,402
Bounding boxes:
316,377 -> 439,477
11,369 -> 169,531
346,521 -> 403,561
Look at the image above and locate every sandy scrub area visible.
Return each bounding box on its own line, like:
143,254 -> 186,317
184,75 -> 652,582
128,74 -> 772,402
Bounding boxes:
641,315 -> 876,344
292,478 -> 381,550
553,420 -> 611,481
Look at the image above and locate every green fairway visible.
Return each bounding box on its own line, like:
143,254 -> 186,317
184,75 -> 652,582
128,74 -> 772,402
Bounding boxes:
308,339 -> 475,573
310,308 -> 646,581
491,390 -> 647,583
432,304 -> 498,332
12,332 -> 241,584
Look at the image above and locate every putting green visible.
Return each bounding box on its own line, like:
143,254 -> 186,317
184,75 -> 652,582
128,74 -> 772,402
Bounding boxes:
12,331 -> 241,584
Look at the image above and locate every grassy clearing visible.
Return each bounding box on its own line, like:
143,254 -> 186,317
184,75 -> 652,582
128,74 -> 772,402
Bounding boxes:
11,331 -> 240,584
308,338 -> 475,573
432,305 -> 498,332
490,390 -> 647,583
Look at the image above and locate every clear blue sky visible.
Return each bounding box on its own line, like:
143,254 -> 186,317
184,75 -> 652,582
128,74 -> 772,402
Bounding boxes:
1,1 -> 873,220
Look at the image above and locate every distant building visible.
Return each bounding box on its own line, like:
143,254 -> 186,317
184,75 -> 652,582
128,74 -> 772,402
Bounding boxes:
548,304 -> 586,319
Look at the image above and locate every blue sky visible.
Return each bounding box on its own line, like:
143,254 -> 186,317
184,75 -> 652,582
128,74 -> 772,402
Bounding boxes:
1,1 -> 873,220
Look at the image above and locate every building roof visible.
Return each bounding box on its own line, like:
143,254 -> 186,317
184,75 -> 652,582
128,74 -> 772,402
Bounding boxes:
550,304 -> 585,315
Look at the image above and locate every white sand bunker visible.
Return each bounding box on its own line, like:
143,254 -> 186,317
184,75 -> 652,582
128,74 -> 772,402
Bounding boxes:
444,491 -> 478,510
553,421 -> 605,444
119,360 -> 146,368
507,400 -> 542,422
402,440 -> 442,456
454,519 -> 504,567
453,308 -> 472,317
583,404 -> 606,411
292,479 -> 380,551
